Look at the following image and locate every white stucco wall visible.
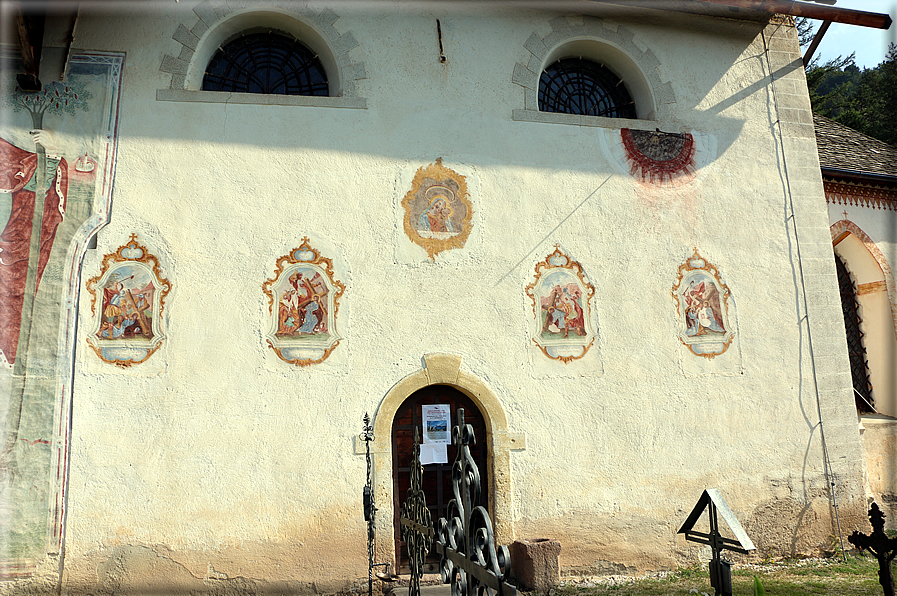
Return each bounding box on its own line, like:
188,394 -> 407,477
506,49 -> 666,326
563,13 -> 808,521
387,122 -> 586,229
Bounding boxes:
1,2 -> 872,593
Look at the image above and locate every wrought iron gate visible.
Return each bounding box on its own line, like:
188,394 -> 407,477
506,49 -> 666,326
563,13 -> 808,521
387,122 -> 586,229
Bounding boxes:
400,408 -> 516,596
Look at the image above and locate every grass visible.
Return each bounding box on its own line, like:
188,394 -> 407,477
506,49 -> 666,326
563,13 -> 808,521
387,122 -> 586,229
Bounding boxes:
554,555 -> 888,595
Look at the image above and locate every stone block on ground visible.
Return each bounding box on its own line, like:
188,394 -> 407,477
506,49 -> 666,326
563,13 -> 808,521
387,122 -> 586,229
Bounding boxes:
510,538 -> 561,594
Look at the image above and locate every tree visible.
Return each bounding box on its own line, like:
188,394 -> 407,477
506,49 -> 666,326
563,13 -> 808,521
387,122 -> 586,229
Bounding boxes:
805,43 -> 897,146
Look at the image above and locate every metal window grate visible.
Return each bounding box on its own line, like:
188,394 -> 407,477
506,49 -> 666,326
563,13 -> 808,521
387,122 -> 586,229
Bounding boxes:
202,31 -> 328,96
835,255 -> 874,412
539,57 -> 636,118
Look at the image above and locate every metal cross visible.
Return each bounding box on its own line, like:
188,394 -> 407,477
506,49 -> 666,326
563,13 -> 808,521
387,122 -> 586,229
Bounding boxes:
848,503 -> 897,596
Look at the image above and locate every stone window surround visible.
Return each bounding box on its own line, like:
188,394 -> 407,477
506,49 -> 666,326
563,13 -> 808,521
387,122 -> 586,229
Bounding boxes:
512,16 -> 677,129
157,1 -> 367,109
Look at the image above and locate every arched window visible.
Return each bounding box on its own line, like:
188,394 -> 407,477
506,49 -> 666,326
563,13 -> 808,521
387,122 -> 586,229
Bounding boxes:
835,254 -> 874,412
539,57 -> 636,119
202,30 -> 328,96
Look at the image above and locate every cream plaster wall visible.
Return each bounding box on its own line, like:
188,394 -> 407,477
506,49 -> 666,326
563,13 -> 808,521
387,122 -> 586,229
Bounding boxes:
3,3 -> 872,594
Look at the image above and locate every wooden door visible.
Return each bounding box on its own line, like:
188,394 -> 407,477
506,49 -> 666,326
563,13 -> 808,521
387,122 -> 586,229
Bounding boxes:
392,385 -> 488,572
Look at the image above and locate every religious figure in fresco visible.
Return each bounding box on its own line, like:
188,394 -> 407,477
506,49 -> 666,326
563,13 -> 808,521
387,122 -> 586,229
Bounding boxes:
526,246 -> 596,363
402,159 -> 472,259
0,131 -> 68,364
263,238 -> 345,366
96,267 -> 155,340
86,235 -> 170,366
541,284 -> 586,338
2,54 -> 123,576
417,195 -> 456,235
277,269 -> 329,337
683,279 -> 725,337
672,249 -> 734,359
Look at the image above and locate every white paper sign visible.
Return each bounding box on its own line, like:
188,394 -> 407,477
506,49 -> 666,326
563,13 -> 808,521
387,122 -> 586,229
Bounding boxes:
422,404 -> 451,445
420,443 -> 448,465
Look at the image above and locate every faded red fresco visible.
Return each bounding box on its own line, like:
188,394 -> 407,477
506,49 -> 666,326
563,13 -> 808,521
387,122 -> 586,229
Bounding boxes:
622,128 -> 695,185
0,137 -> 68,364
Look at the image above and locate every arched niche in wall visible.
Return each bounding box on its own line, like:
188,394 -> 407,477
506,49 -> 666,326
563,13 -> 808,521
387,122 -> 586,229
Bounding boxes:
832,221 -> 897,419
512,16 -> 676,126
158,2 -> 367,108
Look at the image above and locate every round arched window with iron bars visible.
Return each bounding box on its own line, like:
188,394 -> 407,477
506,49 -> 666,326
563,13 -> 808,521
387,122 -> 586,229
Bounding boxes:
202,30 -> 328,96
539,57 -> 636,119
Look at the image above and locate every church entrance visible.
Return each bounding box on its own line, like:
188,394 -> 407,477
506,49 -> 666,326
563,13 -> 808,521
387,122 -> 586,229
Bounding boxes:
391,384 -> 489,572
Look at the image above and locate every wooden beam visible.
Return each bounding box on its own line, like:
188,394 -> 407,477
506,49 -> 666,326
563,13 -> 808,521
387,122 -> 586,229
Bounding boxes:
584,0 -> 892,29
698,0 -> 892,29
14,2 -> 37,75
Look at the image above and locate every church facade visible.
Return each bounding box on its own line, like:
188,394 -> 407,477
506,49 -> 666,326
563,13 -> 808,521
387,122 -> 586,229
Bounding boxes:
1,1 -> 890,592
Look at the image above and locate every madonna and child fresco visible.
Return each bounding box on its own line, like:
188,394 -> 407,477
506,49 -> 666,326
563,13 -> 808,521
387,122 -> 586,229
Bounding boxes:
263,238 -> 344,366
672,249 -> 734,358
85,234 -> 170,367
526,247 -> 596,363
402,158 -> 472,259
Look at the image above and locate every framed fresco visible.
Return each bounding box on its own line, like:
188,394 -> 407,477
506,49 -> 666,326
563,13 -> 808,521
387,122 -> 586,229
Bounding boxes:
401,158 -> 472,259
85,234 -> 170,367
671,249 -> 734,359
526,246 -> 596,363
262,238 -> 345,366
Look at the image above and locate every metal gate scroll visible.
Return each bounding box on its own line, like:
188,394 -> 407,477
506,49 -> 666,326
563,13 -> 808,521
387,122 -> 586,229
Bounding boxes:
400,408 -> 516,596
400,426 -> 434,596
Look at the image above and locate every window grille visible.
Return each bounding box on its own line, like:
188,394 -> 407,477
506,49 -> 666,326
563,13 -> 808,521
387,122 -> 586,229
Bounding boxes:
202,30 -> 328,96
835,255 -> 874,412
539,57 -> 636,118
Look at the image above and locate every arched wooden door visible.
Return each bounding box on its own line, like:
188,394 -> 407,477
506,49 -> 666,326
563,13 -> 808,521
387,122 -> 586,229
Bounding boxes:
392,384 -> 488,572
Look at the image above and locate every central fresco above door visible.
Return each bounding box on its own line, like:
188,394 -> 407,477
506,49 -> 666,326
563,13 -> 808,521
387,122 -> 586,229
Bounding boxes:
262,238 -> 345,366
401,158 -> 472,260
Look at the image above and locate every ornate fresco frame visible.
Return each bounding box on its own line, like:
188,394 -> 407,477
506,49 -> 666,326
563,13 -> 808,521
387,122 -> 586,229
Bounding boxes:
525,246 -> 596,363
671,248 -> 734,359
84,234 -> 171,367
401,158 -> 473,260
262,237 -> 345,366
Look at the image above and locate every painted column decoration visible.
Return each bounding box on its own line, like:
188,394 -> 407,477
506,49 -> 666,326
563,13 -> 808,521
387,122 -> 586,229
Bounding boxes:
262,238 -> 345,366
672,249 -> 734,358
85,234 -> 170,366
526,246 -> 596,363
401,158 -> 472,260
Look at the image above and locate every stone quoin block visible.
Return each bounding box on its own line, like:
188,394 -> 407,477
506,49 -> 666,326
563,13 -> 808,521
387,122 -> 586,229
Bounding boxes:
510,538 -> 561,594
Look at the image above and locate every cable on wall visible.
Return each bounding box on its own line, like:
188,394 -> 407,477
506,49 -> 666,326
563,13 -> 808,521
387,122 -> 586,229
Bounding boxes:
760,23 -> 848,561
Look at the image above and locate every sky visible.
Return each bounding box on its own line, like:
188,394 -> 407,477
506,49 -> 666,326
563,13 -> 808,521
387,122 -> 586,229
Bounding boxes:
810,0 -> 897,68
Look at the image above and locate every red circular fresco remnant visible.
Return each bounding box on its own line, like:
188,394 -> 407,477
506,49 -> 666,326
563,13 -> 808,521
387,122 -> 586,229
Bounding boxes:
621,128 -> 696,185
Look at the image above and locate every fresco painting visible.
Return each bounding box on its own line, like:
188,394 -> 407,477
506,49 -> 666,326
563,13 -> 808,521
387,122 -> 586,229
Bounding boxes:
401,158 -> 472,259
263,238 -> 345,366
621,128 -> 696,186
0,53 -> 124,578
526,247 -> 596,363
672,249 -> 734,358
85,235 -> 169,366
276,268 -> 330,338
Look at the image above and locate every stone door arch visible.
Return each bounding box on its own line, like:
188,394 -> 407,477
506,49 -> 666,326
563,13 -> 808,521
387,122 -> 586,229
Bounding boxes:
368,354 -> 520,570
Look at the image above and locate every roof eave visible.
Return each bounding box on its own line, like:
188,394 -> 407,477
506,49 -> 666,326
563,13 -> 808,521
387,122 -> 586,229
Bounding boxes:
821,167 -> 897,186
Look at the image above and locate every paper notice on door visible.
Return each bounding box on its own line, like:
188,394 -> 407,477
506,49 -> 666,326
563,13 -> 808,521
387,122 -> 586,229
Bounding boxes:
422,404 -> 451,444
420,443 -> 448,465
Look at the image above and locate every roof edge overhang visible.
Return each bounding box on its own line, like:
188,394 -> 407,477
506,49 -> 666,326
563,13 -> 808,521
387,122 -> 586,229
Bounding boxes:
585,0 -> 892,29
822,167 -> 897,186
